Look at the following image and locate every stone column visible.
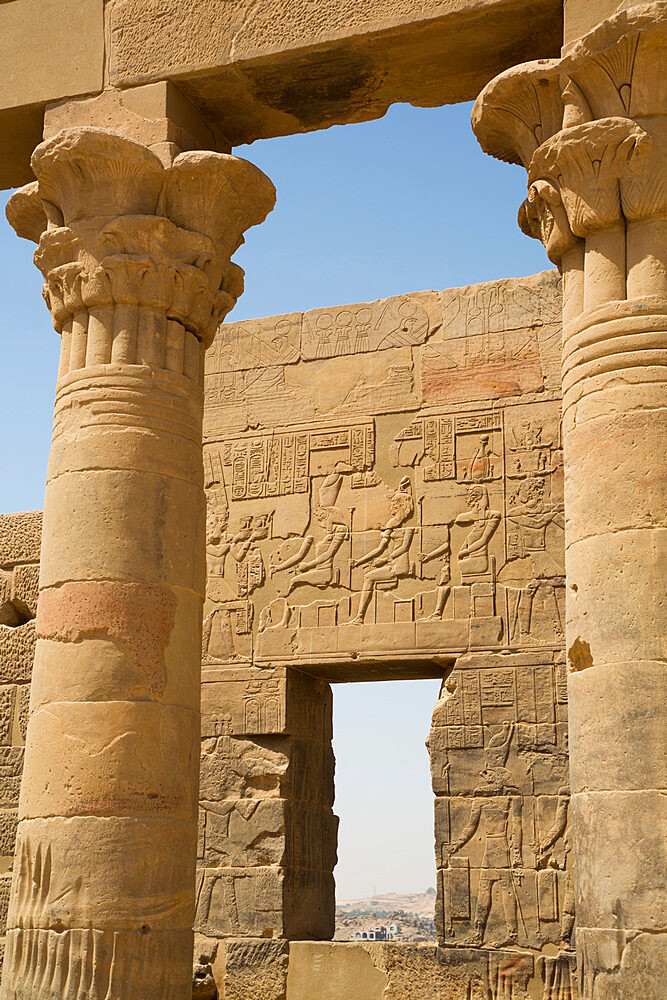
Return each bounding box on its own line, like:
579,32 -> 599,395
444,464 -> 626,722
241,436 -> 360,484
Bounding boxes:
472,6 -> 666,998
1,127 -> 274,1000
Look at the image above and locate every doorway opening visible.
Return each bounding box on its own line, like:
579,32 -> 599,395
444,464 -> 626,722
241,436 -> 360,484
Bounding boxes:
332,677 -> 442,942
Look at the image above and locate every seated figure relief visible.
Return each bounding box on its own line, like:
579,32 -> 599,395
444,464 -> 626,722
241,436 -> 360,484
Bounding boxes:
349,476 -> 416,624
269,474 -> 349,594
456,485 -> 501,579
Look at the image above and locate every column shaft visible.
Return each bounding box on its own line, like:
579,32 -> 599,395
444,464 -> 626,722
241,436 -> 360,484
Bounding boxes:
562,292 -> 666,989
4,355 -> 206,999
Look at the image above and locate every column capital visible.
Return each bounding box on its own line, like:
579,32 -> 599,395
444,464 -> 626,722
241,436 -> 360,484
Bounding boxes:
6,127 -> 275,349
472,3 -> 667,263
528,117 -> 654,239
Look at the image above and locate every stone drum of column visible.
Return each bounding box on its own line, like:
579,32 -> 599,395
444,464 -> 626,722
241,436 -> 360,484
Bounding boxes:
1,128 -> 274,1000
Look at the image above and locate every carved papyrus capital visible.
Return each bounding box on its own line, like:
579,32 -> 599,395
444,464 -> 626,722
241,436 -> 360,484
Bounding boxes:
6,128 -> 275,352
559,2 -> 667,121
473,3 -> 667,262
528,117 -> 653,238
470,58 -> 564,169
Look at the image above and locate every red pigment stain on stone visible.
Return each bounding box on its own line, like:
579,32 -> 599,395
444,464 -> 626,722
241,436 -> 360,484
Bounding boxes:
421,340 -> 543,404
36,582 -> 176,697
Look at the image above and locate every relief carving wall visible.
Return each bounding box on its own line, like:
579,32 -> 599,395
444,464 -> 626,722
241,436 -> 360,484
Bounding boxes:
197,270 -> 575,997
0,272 -> 574,998
202,271 -> 564,680
0,513 -> 40,971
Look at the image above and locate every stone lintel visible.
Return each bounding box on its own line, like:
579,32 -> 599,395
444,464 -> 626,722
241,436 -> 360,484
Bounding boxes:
0,0 -> 104,188
108,0 -> 562,147
0,0 -> 562,189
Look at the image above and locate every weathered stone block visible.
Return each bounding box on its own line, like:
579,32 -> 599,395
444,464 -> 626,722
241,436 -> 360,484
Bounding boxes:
222,938 -> 289,1000
571,788 -> 667,932
0,875 -> 11,936
10,563 -> 39,618
15,685 -> 29,743
195,866 -> 285,938
0,776 -> 21,810
0,747 -> 24,779
286,942 -> 387,1000
0,1 -> 103,112
0,621 -> 35,684
0,513 -> 42,569
202,798 -> 287,867
200,734 -> 290,803
284,868 -> 336,941
0,685 -> 16,745
0,810 -> 18,856
19,701 -> 200,822
201,668 -> 289,738
569,660 -> 667,795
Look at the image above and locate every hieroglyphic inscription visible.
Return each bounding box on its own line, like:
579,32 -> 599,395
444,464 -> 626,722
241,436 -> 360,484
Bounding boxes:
206,313 -> 301,374
430,651 -> 572,957
210,420 -> 375,502
203,273 -> 563,678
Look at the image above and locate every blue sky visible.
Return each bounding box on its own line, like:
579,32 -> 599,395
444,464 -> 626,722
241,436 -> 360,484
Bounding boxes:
0,100 -> 550,901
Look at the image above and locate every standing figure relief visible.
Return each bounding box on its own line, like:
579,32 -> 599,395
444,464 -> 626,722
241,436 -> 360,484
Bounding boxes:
204,502 -> 270,663
501,476 -> 565,640
536,782 -> 574,948
419,526 -> 452,620
206,508 -> 271,597
445,724 -> 525,949
418,484 -> 501,620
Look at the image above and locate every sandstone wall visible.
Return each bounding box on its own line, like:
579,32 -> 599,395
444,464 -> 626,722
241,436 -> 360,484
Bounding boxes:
0,271 -> 575,998
202,270 -> 564,681
196,270 -> 575,997
0,513 -> 41,968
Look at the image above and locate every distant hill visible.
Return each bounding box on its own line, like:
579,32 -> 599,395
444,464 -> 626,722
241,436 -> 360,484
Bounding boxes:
336,888 -> 436,920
